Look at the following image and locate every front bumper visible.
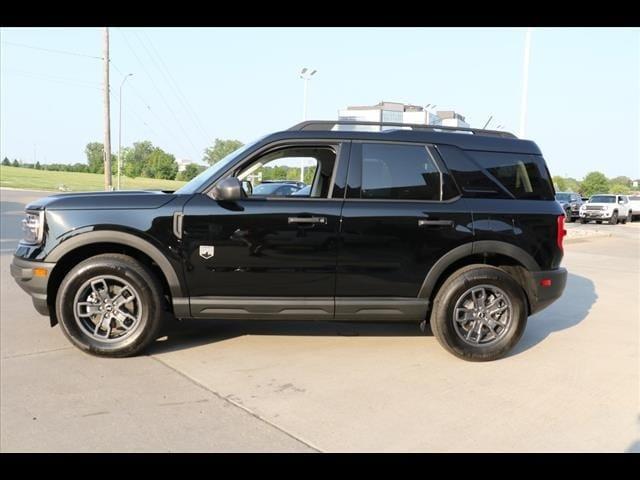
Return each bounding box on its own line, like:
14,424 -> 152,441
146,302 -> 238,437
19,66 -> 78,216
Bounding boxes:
530,268 -> 568,314
10,256 -> 56,316
580,210 -> 611,219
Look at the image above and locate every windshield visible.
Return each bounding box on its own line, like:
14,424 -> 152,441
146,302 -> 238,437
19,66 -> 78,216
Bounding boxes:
175,138 -> 263,194
590,195 -> 616,203
555,193 -> 571,202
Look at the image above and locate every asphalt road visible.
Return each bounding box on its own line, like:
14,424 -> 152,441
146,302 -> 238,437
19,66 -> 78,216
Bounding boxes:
1,188 -> 638,452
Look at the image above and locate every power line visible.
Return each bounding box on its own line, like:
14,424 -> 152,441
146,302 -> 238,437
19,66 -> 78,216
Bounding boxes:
137,31 -> 211,145
3,70 -> 102,89
117,29 -> 200,160
111,60 -> 192,156
1,41 -> 103,60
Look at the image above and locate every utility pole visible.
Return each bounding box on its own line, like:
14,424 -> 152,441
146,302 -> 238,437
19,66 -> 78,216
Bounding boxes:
103,27 -> 112,191
519,27 -> 533,139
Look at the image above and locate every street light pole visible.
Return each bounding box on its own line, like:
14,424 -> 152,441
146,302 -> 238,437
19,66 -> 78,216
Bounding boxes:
519,27 -> 533,138
299,67 -> 317,182
299,67 -> 317,121
117,73 -> 133,190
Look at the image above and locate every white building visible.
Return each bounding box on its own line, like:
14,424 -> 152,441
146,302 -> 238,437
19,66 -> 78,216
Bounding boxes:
337,101 -> 469,130
176,158 -> 191,173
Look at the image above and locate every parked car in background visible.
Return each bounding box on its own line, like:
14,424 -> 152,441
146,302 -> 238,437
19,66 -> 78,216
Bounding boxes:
250,180 -> 305,197
292,185 -> 311,196
579,194 -> 632,225
555,192 -> 583,222
627,195 -> 640,221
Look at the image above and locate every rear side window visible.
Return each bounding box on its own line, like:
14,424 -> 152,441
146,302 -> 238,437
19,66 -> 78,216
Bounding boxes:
437,145 -> 554,200
360,143 -> 440,201
470,151 -> 554,200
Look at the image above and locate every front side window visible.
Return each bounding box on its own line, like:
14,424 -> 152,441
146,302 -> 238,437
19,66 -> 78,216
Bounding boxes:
237,145 -> 337,198
360,143 -> 440,201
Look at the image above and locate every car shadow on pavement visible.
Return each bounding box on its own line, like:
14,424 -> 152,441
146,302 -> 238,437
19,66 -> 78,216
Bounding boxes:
148,272 -> 595,358
148,317 -> 427,355
508,272 -> 596,357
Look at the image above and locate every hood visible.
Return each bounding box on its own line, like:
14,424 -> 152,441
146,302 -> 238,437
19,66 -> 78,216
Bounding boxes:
25,190 -> 176,211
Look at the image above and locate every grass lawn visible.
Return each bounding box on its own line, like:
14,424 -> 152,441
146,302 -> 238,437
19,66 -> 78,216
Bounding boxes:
0,165 -> 186,192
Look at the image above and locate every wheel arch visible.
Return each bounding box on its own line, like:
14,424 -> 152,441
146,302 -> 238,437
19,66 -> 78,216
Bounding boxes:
418,241 -> 539,314
45,231 -> 185,325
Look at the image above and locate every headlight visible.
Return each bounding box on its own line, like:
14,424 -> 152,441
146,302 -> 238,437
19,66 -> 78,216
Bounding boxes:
21,211 -> 44,244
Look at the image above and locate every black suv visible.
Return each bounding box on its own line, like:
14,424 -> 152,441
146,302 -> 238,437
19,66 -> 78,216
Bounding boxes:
11,120 -> 567,361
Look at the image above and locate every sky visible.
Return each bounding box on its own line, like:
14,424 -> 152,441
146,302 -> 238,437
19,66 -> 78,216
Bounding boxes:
1,27 -> 638,179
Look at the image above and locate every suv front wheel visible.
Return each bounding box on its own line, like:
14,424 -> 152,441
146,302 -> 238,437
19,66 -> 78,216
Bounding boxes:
430,265 -> 528,361
55,254 -> 166,357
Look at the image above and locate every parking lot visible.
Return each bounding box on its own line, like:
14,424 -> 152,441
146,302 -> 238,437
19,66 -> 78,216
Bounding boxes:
1,188 -> 638,452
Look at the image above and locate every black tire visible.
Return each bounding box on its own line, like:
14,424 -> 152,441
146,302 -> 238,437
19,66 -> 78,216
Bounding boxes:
55,254 -> 166,357
430,265 -> 528,362
580,218 -> 588,224
608,211 -> 618,225
596,220 -> 602,224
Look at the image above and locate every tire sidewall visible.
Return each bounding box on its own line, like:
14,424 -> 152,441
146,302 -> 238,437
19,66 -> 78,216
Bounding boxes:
56,256 -> 162,357
432,267 -> 527,361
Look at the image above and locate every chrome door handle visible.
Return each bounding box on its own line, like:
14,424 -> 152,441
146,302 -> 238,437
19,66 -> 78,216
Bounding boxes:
418,219 -> 454,227
288,216 -> 327,224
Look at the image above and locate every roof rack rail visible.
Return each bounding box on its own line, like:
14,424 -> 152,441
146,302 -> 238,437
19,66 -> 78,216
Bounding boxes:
288,120 -> 517,139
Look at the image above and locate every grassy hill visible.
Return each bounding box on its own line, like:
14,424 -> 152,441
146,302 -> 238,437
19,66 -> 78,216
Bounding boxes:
0,165 -> 186,192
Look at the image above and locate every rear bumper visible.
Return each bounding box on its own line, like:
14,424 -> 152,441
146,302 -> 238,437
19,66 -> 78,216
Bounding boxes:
530,268 -> 567,314
10,256 -> 55,316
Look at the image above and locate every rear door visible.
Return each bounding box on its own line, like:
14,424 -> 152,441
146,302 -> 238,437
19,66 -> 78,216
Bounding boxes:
335,141 -> 473,320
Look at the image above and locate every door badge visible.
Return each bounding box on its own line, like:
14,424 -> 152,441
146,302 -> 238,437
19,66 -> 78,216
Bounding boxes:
199,245 -> 215,259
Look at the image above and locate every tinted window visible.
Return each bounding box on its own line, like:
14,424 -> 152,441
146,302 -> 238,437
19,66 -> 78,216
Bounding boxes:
555,193 -> 571,202
469,151 -> 555,200
436,145 -> 510,199
360,143 -> 440,200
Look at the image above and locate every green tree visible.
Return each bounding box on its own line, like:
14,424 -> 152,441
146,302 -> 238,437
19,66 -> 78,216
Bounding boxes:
176,163 -> 204,181
12,159 -> 19,167
553,176 -> 567,191
564,177 -> 581,193
610,176 -> 631,187
609,183 -> 631,195
580,171 -> 610,197
2,157 -> 9,166
35,161 -> 41,170
85,142 -> 105,173
144,148 -> 178,180
203,138 -> 244,165
123,141 -> 155,178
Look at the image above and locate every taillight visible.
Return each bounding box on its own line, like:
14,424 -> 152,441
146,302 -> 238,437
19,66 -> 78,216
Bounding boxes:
557,215 -> 566,251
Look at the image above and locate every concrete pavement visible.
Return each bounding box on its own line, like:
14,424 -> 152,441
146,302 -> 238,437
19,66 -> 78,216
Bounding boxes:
1,188 -> 638,452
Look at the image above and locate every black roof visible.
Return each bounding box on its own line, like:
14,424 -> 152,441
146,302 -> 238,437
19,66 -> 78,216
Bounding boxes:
265,120 -> 542,155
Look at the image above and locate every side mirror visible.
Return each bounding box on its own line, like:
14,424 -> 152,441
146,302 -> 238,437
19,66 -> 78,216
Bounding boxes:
212,177 -> 245,201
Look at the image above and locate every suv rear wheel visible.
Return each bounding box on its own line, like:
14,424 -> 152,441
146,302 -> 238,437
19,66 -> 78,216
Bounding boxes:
430,265 -> 527,362
55,254 -> 166,357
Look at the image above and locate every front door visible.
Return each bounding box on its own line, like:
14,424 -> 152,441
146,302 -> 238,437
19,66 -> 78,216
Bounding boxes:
181,141 -> 349,319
